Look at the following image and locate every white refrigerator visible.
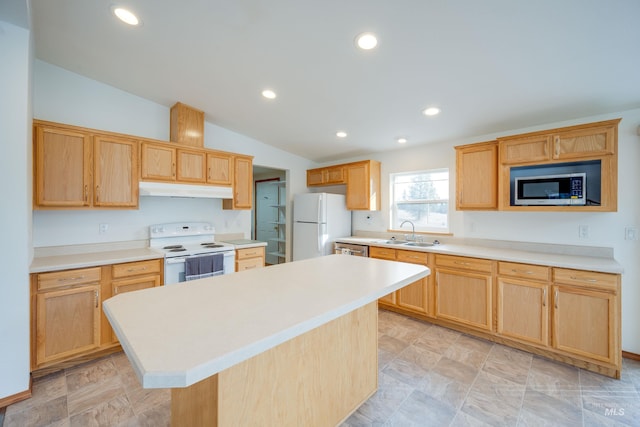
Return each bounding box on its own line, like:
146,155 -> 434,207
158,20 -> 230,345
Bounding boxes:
293,193 -> 352,261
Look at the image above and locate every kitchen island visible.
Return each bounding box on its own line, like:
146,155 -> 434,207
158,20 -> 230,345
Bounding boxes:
103,254 -> 429,426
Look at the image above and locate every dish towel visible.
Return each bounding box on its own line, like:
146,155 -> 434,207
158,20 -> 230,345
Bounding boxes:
185,254 -> 225,281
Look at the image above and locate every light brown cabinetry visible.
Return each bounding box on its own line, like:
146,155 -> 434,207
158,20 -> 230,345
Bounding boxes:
496,262 -> 550,347
223,155 -> 254,210
435,255 -> 493,332
176,149 -> 207,183
33,267 -> 102,367
207,152 -> 233,186
455,141 -> 498,210
370,247 -> 431,315
34,121 -> 139,209
552,268 -> 620,366
141,142 -> 176,181
170,102 -> 204,148
306,160 -> 381,211
236,246 -> 265,271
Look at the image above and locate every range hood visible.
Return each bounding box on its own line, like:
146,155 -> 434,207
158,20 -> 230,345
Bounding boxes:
139,181 -> 232,199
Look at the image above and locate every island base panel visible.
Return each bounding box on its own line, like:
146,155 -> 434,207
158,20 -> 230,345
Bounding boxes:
171,302 -> 378,426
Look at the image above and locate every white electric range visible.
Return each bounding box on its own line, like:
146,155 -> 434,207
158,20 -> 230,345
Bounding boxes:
149,222 -> 236,285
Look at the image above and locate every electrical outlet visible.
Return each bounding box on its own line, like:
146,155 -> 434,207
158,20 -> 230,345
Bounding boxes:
578,225 -> 589,239
625,226 -> 638,241
99,223 -> 109,234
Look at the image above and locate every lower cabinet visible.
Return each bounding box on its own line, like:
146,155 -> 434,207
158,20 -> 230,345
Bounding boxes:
33,267 -> 102,367
435,255 -> 493,331
371,247 -> 431,315
552,268 -> 620,366
236,246 -> 266,272
496,262 -> 550,347
31,259 -> 163,373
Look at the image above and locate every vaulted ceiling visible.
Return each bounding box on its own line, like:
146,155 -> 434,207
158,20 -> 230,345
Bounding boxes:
26,0 -> 640,162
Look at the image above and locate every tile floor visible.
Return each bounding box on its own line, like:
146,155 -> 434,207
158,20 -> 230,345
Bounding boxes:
3,309 -> 640,426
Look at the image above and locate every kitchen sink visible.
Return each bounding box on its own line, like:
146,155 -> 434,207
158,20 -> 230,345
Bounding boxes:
404,242 -> 434,247
382,240 -> 407,245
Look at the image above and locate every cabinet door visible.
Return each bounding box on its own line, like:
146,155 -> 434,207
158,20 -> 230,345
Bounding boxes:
307,168 -> 326,186
207,152 -> 233,185
225,155 -> 253,209
552,285 -> 616,364
553,125 -> 615,160
456,142 -> 498,210
370,247 -> 397,305
177,149 -> 207,183
237,257 -> 265,271
93,136 -> 139,207
497,277 -> 549,346
36,285 -> 100,366
436,268 -> 492,331
346,161 -> 381,210
34,125 -> 92,207
500,135 -> 552,165
396,251 -> 429,314
141,142 -> 176,181
326,166 -> 346,184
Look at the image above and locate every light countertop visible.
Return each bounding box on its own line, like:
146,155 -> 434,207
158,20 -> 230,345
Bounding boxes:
103,255 -> 429,389
30,247 -> 164,273
335,237 -> 623,274
221,239 -> 268,249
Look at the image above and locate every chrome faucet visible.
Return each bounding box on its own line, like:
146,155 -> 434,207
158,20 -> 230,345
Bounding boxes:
400,220 -> 416,241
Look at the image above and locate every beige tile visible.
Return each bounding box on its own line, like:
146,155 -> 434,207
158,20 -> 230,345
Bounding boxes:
126,386 -> 171,416
449,410 -> 496,427
4,395 -> 68,427
378,348 -> 395,371
134,400 -> 171,427
520,389 -> 583,426
432,357 -> 479,385
530,355 -> 580,384
454,334 -> 494,354
396,344 -> 441,371
444,343 -> 489,370
68,395 -> 135,427
417,371 -> 471,411
382,356 -> 430,388
5,371 -> 67,416
66,357 -> 119,394
67,375 -> 127,417
383,323 -> 425,345
482,345 -> 532,385
413,326 -> 460,355
378,334 -> 410,355
347,372 -> 414,424
387,389 -> 457,426
461,371 -> 524,427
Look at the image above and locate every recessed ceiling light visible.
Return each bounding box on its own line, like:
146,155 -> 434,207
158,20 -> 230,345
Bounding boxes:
397,138 -> 407,144
423,107 -> 441,116
355,32 -> 378,50
112,6 -> 141,26
261,89 -> 277,99
336,131 -> 348,138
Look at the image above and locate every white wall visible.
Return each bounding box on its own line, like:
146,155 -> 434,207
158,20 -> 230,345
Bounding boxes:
32,60 -> 314,247
0,19 -> 32,400
343,109 -> 640,354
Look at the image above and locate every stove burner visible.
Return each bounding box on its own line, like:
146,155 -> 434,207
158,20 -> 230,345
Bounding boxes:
168,248 -> 187,252
200,242 -> 215,246
202,244 -> 225,248
163,245 -> 184,250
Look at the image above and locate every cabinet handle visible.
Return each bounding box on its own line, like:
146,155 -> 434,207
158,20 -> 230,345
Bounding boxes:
95,185 -> 99,203
454,261 -> 470,266
208,167 -> 211,179
554,290 -> 558,309
172,163 -> 176,177
554,136 -> 560,158
95,290 -> 99,308
57,275 -> 85,282
570,275 -> 597,283
84,185 -> 88,202
542,288 -> 546,307
127,267 -> 147,273
511,269 -> 533,275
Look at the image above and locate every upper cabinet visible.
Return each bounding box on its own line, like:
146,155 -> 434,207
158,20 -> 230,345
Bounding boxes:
306,160 -> 381,210
140,142 -> 176,181
176,148 -> 207,183
207,152 -> 233,186
455,119 -> 620,212
170,102 -> 204,148
455,141 -> 498,210
223,155 -> 254,210
34,121 -> 138,209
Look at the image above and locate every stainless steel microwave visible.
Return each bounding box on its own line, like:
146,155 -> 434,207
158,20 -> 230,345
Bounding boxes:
514,173 -> 586,206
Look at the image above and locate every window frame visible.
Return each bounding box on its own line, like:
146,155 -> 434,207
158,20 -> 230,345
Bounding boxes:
389,168 -> 450,234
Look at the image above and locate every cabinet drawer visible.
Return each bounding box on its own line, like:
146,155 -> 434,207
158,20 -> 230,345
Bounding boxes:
435,254 -> 492,273
37,267 -> 102,291
553,268 -> 619,291
369,247 -> 396,260
498,262 -> 550,282
396,250 -> 429,265
112,259 -> 162,279
237,257 -> 264,271
236,246 -> 265,260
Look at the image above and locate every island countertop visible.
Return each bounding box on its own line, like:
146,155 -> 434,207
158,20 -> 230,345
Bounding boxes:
103,254 -> 429,389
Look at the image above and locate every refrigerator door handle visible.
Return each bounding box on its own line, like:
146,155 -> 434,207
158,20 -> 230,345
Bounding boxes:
317,193 -> 322,223
317,224 -> 322,253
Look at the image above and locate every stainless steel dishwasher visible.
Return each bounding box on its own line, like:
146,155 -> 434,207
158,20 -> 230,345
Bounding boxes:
334,242 -> 369,257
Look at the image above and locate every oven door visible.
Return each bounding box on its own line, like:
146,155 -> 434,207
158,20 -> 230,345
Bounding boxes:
164,251 -> 236,285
